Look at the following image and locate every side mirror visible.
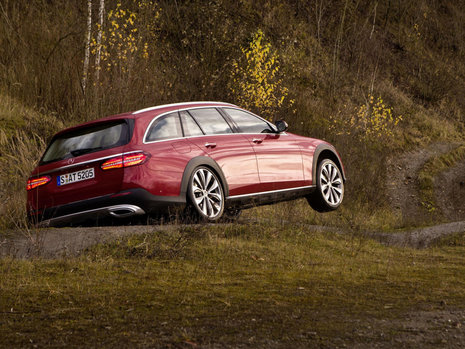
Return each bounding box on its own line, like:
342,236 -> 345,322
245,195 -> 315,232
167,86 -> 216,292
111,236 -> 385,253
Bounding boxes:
275,120 -> 288,133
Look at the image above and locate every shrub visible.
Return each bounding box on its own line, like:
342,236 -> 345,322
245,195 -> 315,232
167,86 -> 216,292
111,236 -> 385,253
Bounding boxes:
230,29 -> 291,121
330,94 -> 403,143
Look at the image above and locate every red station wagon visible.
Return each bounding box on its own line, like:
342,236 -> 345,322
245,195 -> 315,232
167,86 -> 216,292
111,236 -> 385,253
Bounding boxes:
27,102 -> 346,226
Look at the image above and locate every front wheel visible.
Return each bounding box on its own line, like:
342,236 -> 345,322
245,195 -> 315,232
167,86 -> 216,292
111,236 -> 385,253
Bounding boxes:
187,166 -> 225,221
307,159 -> 344,212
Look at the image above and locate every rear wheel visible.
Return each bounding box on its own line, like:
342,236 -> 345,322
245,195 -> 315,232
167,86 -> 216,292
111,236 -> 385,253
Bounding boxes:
307,159 -> 344,212
187,166 -> 224,221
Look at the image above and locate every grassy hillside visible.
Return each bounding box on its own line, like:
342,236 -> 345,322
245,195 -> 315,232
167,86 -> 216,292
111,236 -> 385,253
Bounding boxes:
1,0 -> 465,229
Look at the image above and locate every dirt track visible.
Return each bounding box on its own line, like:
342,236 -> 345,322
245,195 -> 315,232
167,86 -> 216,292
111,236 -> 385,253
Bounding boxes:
0,225 -> 177,259
385,142 -> 457,225
2,220 -> 465,259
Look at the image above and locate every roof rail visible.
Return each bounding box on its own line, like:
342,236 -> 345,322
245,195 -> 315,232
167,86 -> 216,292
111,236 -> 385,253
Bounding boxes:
132,101 -> 236,115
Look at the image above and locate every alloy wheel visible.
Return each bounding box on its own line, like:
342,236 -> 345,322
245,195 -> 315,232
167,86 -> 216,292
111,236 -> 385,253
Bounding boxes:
190,167 -> 224,219
319,161 -> 344,206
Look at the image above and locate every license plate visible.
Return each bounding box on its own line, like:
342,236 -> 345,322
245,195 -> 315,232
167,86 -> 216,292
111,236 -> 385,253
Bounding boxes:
57,168 -> 95,186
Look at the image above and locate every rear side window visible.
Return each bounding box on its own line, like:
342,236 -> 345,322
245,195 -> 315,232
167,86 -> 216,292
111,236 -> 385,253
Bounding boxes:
188,108 -> 233,135
145,112 -> 182,142
223,108 -> 274,133
179,111 -> 203,137
41,120 -> 130,164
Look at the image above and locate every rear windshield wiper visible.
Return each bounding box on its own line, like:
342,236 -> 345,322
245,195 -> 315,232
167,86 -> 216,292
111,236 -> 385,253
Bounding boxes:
70,147 -> 103,157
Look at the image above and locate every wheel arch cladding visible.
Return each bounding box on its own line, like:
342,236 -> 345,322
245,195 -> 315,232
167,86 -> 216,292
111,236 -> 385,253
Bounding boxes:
180,156 -> 229,199
312,144 -> 346,183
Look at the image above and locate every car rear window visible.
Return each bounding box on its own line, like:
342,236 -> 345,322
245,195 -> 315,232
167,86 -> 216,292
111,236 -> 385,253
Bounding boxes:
40,120 -> 130,164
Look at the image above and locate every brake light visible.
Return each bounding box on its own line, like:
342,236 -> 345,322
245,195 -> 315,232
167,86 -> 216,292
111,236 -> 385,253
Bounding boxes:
101,156 -> 124,170
27,176 -> 51,191
123,153 -> 148,167
101,152 -> 149,170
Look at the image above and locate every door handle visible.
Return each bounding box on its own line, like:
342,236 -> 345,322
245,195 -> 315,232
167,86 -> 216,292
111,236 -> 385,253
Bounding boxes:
252,138 -> 263,144
205,142 -> 217,148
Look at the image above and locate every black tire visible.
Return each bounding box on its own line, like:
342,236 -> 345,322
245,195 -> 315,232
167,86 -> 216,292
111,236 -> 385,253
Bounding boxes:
187,166 -> 225,221
307,159 -> 344,212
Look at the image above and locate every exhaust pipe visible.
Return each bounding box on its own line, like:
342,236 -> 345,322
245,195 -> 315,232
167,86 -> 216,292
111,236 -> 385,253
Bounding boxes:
108,205 -> 145,218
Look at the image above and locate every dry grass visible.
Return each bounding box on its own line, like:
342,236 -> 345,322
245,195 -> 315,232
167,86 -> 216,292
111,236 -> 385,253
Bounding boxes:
0,93 -> 64,230
0,130 -> 45,230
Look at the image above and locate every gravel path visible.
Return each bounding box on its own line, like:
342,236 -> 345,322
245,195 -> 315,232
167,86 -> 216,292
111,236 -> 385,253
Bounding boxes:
370,221 -> 465,249
385,142 -> 456,225
0,225 -> 177,259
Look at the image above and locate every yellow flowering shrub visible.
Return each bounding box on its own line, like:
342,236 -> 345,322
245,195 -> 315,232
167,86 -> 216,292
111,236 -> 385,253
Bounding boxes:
230,29 -> 290,121
330,94 -> 402,141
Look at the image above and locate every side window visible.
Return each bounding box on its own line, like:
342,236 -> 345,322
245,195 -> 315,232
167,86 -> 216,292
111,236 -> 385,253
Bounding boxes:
188,108 -> 233,135
145,112 -> 182,142
180,111 -> 204,137
223,108 -> 274,134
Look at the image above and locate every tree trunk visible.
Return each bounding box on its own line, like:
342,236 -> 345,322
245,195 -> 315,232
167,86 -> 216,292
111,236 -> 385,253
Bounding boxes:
95,0 -> 105,82
82,0 -> 92,94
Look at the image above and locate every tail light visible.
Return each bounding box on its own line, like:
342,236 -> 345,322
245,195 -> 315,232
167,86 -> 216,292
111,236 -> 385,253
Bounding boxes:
100,157 -> 124,170
123,153 -> 149,167
27,175 -> 51,191
101,152 -> 149,171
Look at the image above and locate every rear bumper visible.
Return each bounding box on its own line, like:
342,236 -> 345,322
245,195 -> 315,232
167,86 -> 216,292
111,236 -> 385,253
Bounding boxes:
28,188 -> 186,227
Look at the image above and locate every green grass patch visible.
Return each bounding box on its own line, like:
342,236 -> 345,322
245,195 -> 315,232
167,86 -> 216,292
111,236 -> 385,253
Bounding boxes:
1,224 -> 465,347
247,198 -> 402,232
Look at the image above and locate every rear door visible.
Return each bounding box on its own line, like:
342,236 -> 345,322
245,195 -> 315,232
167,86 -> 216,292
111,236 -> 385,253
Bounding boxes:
130,111 -> 196,197
183,108 -> 260,197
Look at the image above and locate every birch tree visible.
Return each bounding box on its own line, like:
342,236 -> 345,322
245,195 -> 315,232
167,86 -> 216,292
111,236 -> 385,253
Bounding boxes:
82,0 -> 92,93
95,0 -> 105,82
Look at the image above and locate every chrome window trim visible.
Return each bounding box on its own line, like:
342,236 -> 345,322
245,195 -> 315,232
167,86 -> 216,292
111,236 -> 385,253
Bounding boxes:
143,131 -> 289,145
226,185 -> 315,200
37,150 -> 145,176
142,106 -> 286,145
143,106 -> 233,144
143,133 -> 239,145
